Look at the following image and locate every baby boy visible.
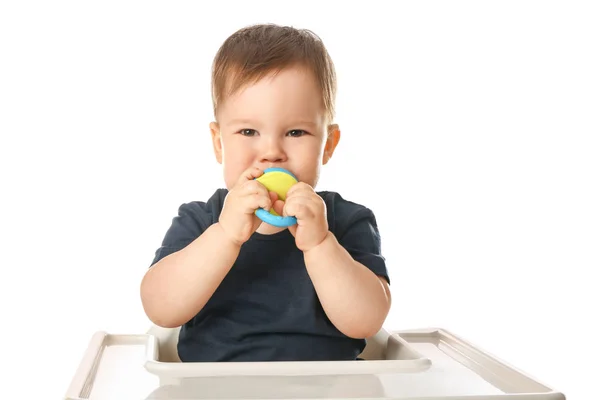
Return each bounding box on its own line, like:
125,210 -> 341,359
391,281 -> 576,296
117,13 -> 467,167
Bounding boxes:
140,23 -> 391,362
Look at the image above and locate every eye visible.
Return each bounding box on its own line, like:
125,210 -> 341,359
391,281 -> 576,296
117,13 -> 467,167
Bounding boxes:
287,129 -> 307,137
238,129 -> 257,136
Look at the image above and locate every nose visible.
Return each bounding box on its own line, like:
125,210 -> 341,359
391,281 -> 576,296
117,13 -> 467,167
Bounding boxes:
259,136 -> 287,164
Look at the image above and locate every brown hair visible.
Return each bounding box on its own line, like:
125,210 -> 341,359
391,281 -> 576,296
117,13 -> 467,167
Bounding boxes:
211,24 -> 337,123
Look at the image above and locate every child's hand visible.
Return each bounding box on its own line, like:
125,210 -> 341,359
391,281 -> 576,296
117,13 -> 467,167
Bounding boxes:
282,182 -> 329,252
218,167 -> 274,246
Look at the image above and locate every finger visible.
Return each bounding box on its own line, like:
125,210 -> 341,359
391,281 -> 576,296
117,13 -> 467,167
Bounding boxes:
269,191 -> 279,205
272,199 -> 285,215
283,196 -> 314,219
268,190 -> 285,215
284,193 -> 315,207
286,182 -> 313,198
286,189 -> 325,214
287,223 -> 297,237
244,192 -> 271,214
240,180 -> 269,197
255,193 -> 272,212
235,166 -> 264,186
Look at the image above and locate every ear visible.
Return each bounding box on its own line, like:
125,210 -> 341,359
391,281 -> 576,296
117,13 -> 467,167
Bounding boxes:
322,124 -> 341,165
210,122 -> 223,164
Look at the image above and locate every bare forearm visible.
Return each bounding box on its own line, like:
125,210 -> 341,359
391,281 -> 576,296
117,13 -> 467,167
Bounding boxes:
304,232 -> 391,339
140,223 -> 240,328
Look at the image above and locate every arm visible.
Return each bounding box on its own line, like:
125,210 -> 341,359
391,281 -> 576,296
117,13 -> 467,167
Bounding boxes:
140,223 -> 241,328
282,183 -> 391,339
304,232 -> 391,339
141,167 -> 273,328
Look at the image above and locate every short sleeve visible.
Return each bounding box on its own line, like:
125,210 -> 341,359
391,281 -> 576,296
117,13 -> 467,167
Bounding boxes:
338,208 -> 390,285
150,202 -> 211,267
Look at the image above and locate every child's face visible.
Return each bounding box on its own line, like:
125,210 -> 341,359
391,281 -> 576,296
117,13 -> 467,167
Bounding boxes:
210,66 -> 340,190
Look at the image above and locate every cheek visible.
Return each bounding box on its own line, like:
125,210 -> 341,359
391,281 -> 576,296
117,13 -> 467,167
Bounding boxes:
291,139 -> 323,159
222,146 -> 258,188
291,142 -> 324,185
223,160 -> 244,187
222,138 -> 252,164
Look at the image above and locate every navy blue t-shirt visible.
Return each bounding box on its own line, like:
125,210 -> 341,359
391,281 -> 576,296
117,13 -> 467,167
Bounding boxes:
150,189 -> 389,362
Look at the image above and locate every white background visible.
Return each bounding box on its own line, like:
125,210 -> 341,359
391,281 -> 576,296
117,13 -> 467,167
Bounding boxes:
1,1 -> 598,399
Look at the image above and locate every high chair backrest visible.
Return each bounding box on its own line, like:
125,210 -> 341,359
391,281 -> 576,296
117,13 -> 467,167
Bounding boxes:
145,325 -> 390,362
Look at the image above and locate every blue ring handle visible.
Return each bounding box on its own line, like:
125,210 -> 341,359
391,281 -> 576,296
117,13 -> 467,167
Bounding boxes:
255,208 -> 297,227
254,167 -> 298,227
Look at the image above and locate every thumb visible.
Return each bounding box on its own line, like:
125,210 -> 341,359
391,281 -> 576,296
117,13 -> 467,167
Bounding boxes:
236,167 -> 263,186
272,198 -> 285,216
287,223 -> 297,237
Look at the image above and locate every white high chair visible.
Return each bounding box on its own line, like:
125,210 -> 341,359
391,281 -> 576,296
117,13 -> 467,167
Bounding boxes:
142,325 -> 432,387
145,324 -> 401,364
65,325 -> 566,399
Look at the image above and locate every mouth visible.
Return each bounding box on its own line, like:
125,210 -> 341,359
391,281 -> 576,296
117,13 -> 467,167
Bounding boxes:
262,164 -> 293,173
261,166 -> 298,179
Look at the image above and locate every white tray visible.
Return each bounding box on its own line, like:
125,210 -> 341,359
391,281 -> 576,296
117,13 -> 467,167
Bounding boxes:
65,327 -> 565,400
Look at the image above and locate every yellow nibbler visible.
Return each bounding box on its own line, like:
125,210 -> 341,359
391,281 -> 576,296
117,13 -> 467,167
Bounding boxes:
254,167 -> 298,227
